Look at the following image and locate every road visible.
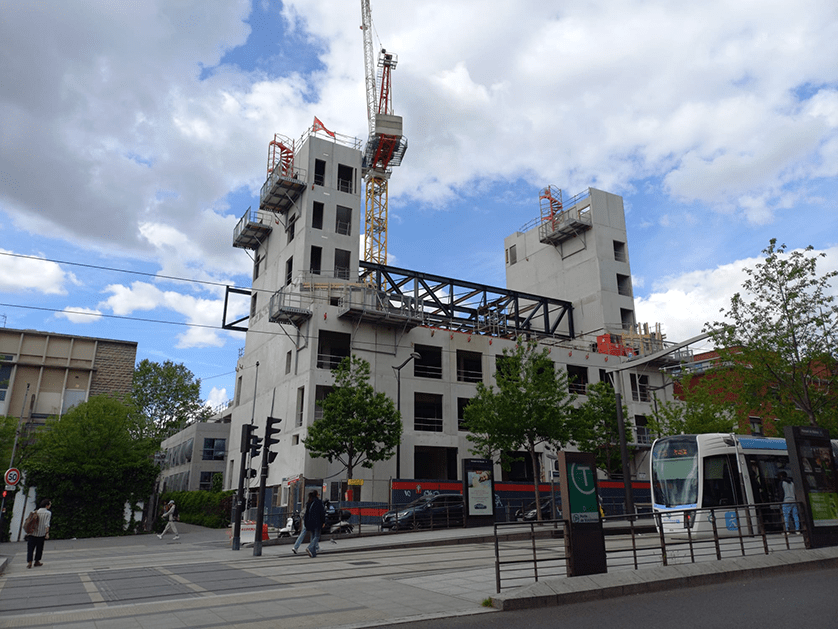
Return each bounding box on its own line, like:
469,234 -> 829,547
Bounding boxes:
398,567 -> 838,629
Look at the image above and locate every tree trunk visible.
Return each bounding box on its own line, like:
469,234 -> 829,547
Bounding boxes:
528,442 -> 542,521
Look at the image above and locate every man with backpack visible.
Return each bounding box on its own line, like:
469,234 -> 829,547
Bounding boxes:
158,500 -> 180,540
25,499 -> 51,569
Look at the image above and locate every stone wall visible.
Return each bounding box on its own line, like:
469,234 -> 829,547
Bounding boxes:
90,341 -> 137,397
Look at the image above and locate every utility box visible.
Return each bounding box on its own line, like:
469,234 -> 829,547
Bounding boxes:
558,451 -> 607,576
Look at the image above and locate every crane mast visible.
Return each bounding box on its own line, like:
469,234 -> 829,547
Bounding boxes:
360,0 -> 407,268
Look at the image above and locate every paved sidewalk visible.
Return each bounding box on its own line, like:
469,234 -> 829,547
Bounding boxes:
1,524 -> 837,628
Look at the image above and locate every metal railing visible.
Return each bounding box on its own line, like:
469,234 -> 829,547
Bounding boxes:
493,502 -> 808,593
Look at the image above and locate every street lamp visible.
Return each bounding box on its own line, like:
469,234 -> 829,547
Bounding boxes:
393,352 -> 421,479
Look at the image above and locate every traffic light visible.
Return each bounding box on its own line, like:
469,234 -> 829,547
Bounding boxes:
245,468 -> 257,479
265,416 -> 282,464
240,423 -> 253,454
249,429 -> 263,459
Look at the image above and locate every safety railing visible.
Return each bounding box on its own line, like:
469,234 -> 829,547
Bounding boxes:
493,502 -> 808,593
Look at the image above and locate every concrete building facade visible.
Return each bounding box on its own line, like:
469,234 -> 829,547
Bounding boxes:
0,327 -> 137,425
159,420 -> 232,493
225,126 -> 684,510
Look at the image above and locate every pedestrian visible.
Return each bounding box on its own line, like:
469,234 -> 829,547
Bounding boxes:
158,500 -> 180,540
779,472 -> 800,533
26,499 -> 52,569
291,512 -> 307,554
303,490 -> 325,558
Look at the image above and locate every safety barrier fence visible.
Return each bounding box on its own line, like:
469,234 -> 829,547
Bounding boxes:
493,502 -> 808,593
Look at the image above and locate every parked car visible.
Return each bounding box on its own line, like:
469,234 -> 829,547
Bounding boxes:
514,497 -> 559,521
381,493 -> 464,530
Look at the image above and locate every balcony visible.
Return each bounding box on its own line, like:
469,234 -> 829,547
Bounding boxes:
260,165 -> 308,214
232,207 -> 272,250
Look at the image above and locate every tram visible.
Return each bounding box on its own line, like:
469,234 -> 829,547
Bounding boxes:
650,433 -> 838,536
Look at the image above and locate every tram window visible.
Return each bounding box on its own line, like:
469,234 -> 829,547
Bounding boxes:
702,454 -> 742,507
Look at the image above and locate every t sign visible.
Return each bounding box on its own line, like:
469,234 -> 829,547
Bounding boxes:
567,462 -> 599,523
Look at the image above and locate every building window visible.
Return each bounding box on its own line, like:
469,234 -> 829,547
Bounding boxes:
0,363 -> 10,402
314,159 -> 326,186
566,365 -> 588,395
414,393 -> 443,432
312,201 -> 324,229
310,246 -> 322,275
296,386 -> 305,428
287,218 -> 296,244
334,248 -> 351,280
457,397 -> 471,431
613,240 -> 627,262
235,375 -> 242,406
250,293 -> 257,319
617,273 -> 632,297
317,331 -> 351,370
749,416 -> 764,436
630,374 -> 650,402
285,350 -> 292,375
621,308 -> 635,330
507,244 -> 517,265
285,257 -> 293,286
199,471 -> 215,491
337,163 -> 354,193
335,205 -> 352,235
635,415 -> 651,445
202,438 -> 226,461
253,254 -> 262,281
414,345 -> 442,379
314,385 -> 333,421
456,350 -> 482,383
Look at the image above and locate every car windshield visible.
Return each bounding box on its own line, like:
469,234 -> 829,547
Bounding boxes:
400,495 -> 435,509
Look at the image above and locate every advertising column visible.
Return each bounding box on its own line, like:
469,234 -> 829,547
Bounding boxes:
462,458 -> 495,527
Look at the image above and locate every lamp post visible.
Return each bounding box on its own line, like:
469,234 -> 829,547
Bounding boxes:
393,352 -> 421,479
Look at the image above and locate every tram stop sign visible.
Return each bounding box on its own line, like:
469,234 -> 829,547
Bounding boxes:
557,451 -> 606,577
5,468 -> 21,487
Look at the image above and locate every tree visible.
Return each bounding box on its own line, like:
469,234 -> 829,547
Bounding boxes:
706,239 -> 838,435
572,381 -> 633,478
304,355 -> 402,481
647,374 -> 737,437
463,341 -> 576,520
132,359 -> 212,442
24,395 -> 159,538
0,415 -> 17,468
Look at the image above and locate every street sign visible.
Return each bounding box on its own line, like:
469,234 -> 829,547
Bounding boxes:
4,468 -> 20,487
347,479 -> 364,485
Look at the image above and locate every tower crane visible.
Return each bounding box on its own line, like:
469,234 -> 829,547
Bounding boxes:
360,0 -> 407,268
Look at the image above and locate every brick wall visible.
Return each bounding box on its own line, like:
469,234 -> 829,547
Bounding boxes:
90,341 -> 137,396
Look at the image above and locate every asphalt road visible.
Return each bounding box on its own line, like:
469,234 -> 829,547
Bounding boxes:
397,566 -> 838,629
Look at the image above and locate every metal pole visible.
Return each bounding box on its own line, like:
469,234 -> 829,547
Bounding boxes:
613,374 -> 634,515
392,353 -> 420,481
232,362 -> 259,551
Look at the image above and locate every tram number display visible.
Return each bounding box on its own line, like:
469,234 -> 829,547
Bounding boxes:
657,441 -> 697,459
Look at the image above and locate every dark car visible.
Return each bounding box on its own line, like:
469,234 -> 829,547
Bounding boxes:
381,493 -> 464,530
514,498 -> 559,521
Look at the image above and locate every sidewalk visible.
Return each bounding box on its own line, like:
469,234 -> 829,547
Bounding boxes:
1,524 -> 837,628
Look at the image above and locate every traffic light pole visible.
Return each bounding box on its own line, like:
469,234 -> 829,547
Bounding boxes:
231,423 -> 252,551
253,449 -> 269,556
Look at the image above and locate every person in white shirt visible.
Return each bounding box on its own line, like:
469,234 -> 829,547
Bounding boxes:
26,499 -> 51,569
779,471 -> 800,533
158,500 -> 180,540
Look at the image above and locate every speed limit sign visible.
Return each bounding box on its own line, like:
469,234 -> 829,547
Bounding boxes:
4,468 -> 20,487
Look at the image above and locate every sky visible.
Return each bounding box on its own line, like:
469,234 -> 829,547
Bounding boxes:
1,0 -> 837,410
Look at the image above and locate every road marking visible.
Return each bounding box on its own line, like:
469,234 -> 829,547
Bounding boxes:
79,573 -> 106,606
158,566 -> 209,593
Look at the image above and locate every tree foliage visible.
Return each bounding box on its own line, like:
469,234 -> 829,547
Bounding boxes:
648,375 -> 737,437
572,381 -> 633,478
0,415 -> 17,468
706,239 -> 838,435
24,395 -> 159,538
132,359 -> 212,442
463,341 -> 576,518
305,355 -> 402,479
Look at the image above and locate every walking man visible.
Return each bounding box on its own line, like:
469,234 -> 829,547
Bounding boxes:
26,499 -> 51,569
303,490 -> 325,558
158,500 -> 180,540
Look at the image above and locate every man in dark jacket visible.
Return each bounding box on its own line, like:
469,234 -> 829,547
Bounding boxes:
303,490 -> 326,557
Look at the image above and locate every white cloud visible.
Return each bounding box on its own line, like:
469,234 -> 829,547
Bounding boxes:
635,245 -> 838,343
57,307 -> 103,324
206,386 -> 229,409
0,250 -> 75,295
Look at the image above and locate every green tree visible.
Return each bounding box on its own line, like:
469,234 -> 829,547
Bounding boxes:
463,341 -> 576,519
648,374 -> 737,436
305,355 -> 402,480
706,239 -> 838,435
24,395 -> 159,538
132,359 -> 212,442
572,381 -> 633,478
0,415 -> 17,468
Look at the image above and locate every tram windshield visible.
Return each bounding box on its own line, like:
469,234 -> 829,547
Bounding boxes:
651,437 -> 699,507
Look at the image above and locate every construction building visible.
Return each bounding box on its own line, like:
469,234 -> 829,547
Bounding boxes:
224,124 -> 687,510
